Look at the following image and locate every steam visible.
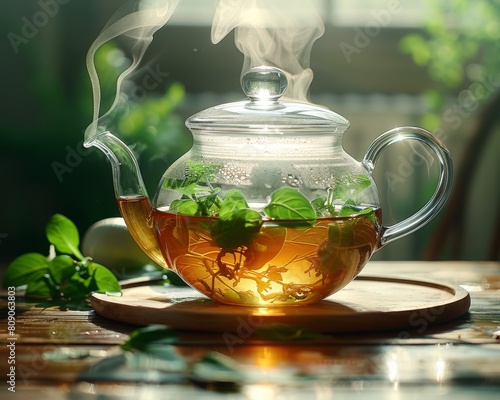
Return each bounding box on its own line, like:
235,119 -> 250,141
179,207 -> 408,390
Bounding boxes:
212,0 -> 324,102
85,0 -> 324,143
84,0 -> 179,143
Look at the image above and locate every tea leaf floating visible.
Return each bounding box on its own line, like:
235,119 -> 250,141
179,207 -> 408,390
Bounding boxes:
169,199 -> 200,216
211,208 -> 263,249
218,189 -> 250,216
330,174 -> 371,202
209,189 -> 262,249
264,187 -> 317,227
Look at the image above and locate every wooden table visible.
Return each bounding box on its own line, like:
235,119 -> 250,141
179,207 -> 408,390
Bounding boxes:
1,261 -> 499,399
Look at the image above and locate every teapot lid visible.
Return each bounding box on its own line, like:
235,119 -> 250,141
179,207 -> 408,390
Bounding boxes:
186,66 -> 349,134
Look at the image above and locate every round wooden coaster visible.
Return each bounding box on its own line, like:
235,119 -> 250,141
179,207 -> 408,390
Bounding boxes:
90,275 -> 470,333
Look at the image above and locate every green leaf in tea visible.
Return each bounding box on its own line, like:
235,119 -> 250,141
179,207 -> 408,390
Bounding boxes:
327,204 -> 376,248
209,189 -> 262,248
264,187 -> 316,227
163,180 -> 200,195
46,214 -> 85,260
327,219 -> 355,247
164,162 -> 224,217
185,160 -> 219,184
311,196 -> 326,211
339,200 -> 376,225
330,173 -> 371,202
169,199 -> 200,216
311,195 -> 337,217
211,208 -> 263,249
163,162 -> 220,190
218,189 -> 249,217
339,205 -> 374,217
196,190 -> 222,216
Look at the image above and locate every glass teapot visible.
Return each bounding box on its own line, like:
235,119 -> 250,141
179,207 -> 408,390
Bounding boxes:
87,66 -> 453,306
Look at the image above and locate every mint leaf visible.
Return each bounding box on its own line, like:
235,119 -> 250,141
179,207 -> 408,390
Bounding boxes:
89,262 -> 121,293
196,190 -> 221,216
2,214 -> 122,307
164,162 -> 220,189
46,214 -> 84,260
339,205 -> 373,217
185,160 -> 219,184
219,189 -> 249,216
163,179 -> 213,197
211,189 -> 262,248
311,195 -> 336,217
339,201 -> 376,225
60,273 -> 93,301
48,255 -> 76,284
211,208 -> 262,249
170,199 -> 200,216
264,187 -> 316,227
311,196 -> 327,212
3,253 -> 50,288
25,276 -> 54,299
331,174 -> 371,201
164,163 -> 223,217
328,220 -> 355,247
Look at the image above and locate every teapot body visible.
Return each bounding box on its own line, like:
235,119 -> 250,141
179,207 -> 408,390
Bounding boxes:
155,130 -> 380,210
150,129 -> 383,306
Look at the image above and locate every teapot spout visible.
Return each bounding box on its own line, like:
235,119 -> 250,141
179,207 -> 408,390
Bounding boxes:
84,131 -> 168,269
84,131 -> 148,199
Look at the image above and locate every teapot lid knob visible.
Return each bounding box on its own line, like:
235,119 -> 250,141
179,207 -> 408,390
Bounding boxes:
242,66 -> 288,102
187,65 -> 350,132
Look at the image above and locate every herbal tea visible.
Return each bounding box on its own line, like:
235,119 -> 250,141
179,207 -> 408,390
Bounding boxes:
154,207 -> 382,306
117,196 -> 167,269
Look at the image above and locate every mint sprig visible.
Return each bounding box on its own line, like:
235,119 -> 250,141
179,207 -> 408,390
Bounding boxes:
46,214 -> 85,260
264,187 -> 317,227
3,214 -> 121,305
164,161 -> 375,251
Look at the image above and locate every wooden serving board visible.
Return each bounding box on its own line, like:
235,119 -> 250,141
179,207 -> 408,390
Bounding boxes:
90,275 -> 470,334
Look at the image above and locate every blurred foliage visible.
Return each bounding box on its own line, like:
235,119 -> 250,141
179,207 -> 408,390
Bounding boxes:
400,0 -> 500,130
91,42 -> 190,167
0,36 -> 190,263
119,83 -> 186,157
89,42 -> 191,192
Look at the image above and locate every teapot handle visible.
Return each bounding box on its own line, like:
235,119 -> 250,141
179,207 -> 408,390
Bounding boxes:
361,126 -> 453,248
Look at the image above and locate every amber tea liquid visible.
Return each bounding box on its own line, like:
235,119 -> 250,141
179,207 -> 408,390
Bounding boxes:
153,204 -> 382,306
117,196 -> 168,269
